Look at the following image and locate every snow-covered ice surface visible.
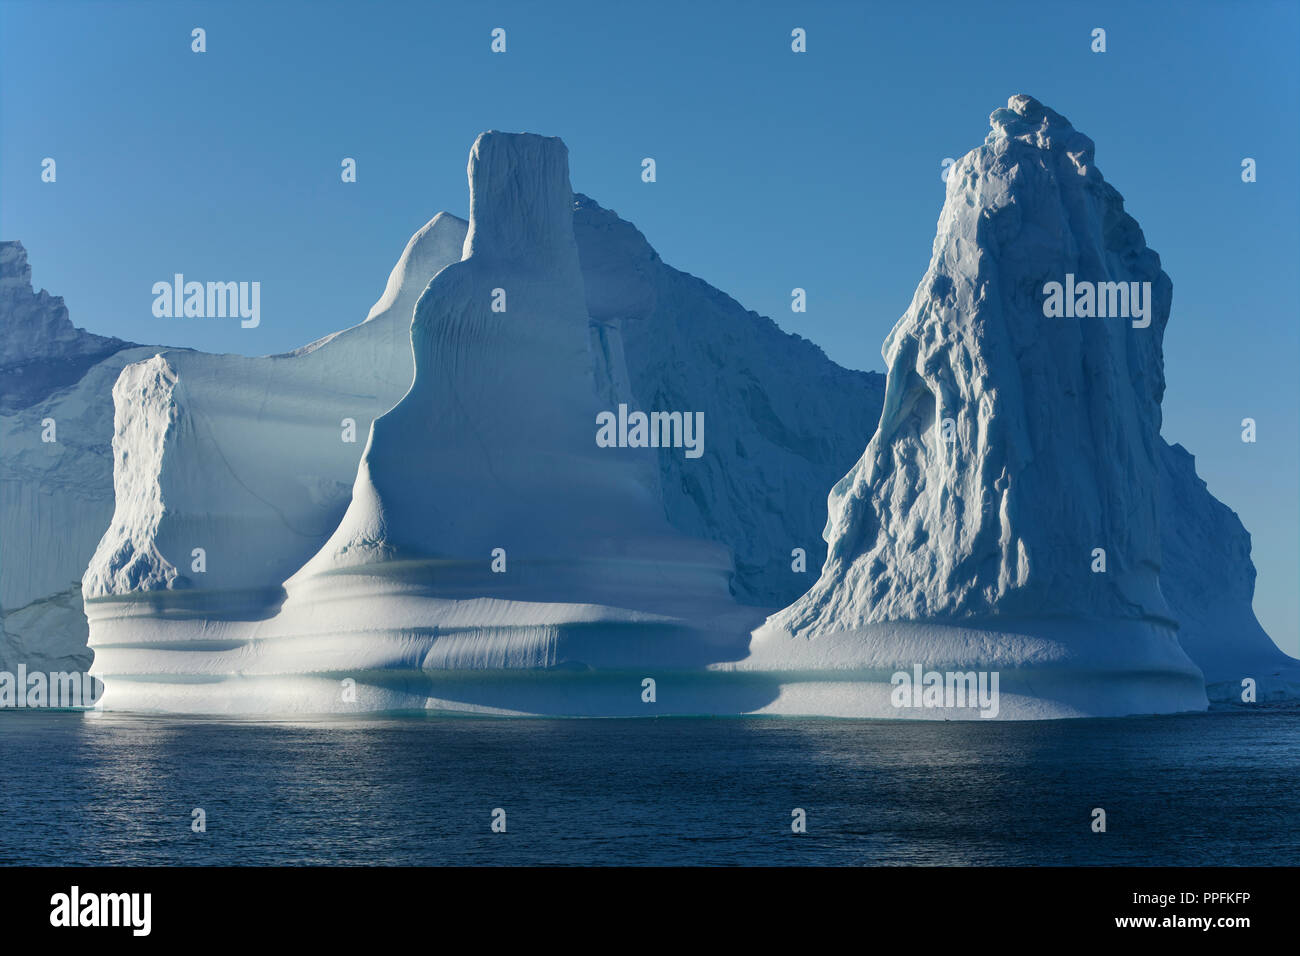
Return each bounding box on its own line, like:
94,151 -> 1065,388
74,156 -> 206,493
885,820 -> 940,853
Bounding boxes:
9,97 -> 1296,716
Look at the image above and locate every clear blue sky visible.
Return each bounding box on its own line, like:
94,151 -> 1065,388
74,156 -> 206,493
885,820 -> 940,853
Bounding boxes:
2,0 -> 1297,652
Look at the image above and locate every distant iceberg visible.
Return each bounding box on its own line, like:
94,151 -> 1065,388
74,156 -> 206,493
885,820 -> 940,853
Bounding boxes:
0,240 -> 160,676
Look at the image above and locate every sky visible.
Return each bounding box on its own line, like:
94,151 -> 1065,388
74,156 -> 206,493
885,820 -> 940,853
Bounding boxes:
2,0 -> 1297,652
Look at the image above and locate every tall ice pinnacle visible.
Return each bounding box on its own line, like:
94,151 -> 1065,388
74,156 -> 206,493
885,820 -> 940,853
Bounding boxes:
295,131 -> 703,576
773,94 -> 1176,635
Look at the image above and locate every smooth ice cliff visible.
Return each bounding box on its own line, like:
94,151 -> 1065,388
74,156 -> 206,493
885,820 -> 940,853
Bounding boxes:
4,95 -> 1297,717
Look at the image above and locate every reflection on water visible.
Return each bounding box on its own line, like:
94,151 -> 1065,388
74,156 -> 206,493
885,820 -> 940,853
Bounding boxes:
1,709 -> 1297,865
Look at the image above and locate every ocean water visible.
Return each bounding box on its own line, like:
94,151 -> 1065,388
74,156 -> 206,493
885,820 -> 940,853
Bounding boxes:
0,708 -> 1297,866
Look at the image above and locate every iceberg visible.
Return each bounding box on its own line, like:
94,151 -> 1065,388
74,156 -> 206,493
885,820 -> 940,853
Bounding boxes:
1,218 -> 466,675
78,132 -> 882,714
5,97 -> 1294,716
1158,442 -> 1300,700
749,95 -> 1297,717
0,241 -> 160,674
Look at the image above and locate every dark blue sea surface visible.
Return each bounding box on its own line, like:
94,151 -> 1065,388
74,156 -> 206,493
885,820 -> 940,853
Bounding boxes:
1,709 -> 1296,865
